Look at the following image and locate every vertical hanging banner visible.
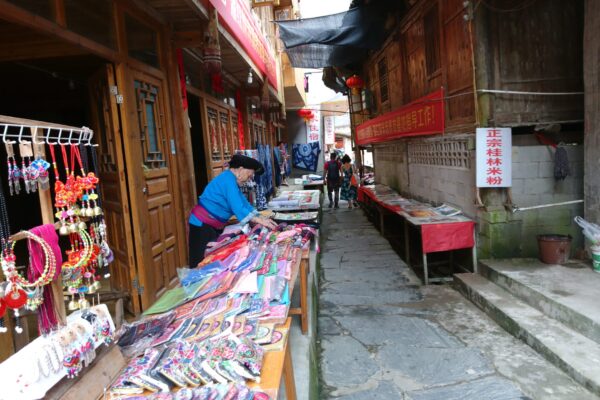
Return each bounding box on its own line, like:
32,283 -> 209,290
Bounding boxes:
476,127 -> 512,187
324,116 -> 335,145
307,110 -> 321,143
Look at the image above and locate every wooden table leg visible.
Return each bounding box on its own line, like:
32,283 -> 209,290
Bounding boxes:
283,341 -> 297,400
299,259 -> 308,334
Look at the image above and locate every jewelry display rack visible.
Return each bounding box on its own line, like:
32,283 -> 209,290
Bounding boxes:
0,116 -> 126,400
0,115 -> 99,335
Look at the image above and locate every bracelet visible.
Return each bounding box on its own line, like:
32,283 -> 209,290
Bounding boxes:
37,351 -> 51,378
43,344 -> 61,373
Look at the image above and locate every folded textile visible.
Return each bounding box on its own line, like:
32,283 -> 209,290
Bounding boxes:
231,271 -> 258,294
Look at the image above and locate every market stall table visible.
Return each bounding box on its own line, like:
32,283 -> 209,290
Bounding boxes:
248,318 -> 296,400
359,185 -> 477,285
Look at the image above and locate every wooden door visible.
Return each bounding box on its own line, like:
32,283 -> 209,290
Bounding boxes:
88,64 -> 140,313
122,69 -> 184,309
202,98 -> 234,178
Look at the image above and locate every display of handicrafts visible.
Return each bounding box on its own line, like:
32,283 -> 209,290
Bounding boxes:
0,123 -> 113,337
48,144 -> 111,310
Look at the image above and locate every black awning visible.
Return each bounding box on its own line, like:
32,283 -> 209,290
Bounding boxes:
276,7 -> 385,68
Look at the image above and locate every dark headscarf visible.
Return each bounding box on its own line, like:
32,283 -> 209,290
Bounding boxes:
229,154 -> 265,176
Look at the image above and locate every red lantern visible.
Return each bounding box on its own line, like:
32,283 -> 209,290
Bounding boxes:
297,109 -> 314,122
346,75 -> 364,95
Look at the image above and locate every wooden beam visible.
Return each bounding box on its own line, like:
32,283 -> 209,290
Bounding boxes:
0,0 -> 119,62
173,30 -> 204,47
52,0 -> 66,27
0,40 -> 86,62
181,0 -> 209,20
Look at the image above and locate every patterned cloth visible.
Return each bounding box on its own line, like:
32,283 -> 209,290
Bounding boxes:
292,142 -> 321,172
341,166 -> 357,201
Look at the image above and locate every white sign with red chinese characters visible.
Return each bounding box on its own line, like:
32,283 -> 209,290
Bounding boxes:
476,127 -> 512,187
307,110 -> 321,143
324,116 -> 335,144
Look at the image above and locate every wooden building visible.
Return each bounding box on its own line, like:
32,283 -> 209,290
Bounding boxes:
337,0 -> 584,258
0,0 -> 296,320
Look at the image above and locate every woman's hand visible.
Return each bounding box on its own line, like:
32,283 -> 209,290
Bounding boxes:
252,216 -> 278,230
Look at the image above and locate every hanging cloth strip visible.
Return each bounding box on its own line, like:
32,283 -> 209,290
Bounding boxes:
28,224 -> 63,334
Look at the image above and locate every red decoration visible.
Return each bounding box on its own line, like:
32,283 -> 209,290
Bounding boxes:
0,298 -> 6,318
356,88 -> 445,146
346,75 -> 364,95
297,109 -> 314,122
211,73 -> 224,94
4,287 -> 27,309
176,48 -> 188,111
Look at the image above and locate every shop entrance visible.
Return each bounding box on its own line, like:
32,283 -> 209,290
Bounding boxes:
187,93 -> 209,196
0,54 -> 187,314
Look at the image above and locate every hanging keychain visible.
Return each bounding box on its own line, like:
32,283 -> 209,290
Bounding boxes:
48,144 -> 70,235
5,143 -> 14,196
19,141 -> 35,193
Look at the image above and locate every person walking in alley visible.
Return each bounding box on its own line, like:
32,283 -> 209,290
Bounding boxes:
324,152 -> 342,208
340,154 -> 359,209
276,141 -> 290,186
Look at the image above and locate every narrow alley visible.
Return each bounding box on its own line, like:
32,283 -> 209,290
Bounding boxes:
318,205 -> 598,400
1,0 -> 600,400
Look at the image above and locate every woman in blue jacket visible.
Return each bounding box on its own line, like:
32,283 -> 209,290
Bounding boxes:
188,154 -> 277,267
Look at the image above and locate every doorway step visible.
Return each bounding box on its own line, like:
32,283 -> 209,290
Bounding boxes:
455,259 -> 600,396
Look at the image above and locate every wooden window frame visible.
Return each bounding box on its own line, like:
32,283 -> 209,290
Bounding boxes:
424,3 -> 442,80
377,56 -> 389,106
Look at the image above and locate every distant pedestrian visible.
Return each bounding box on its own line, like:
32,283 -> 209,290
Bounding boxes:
340,154 -> 359,209
277,141 -> 289,186
324,152 -> 342,208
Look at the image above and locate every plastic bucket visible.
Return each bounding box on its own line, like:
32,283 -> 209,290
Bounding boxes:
591,246 -> 600,272
537,234 -> 572,264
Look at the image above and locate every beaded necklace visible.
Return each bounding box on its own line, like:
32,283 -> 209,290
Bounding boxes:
0,172 -> 11,332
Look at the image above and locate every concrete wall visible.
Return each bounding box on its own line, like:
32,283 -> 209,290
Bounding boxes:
374,138 -> 476,218
373,139 -> 584,259
584,0 -> 600,227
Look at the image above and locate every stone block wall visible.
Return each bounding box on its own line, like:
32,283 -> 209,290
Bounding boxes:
478,145 -> 584,258
373,139 -> 585,259
584,0 -> 600,228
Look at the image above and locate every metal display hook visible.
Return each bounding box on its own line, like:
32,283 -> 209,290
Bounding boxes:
2,125 -> 16,144
32,126 -> 46,145
17,126 -> 30,144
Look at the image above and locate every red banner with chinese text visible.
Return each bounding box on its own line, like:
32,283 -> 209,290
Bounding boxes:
208,0 -> 278,91
356,89 -> 444,146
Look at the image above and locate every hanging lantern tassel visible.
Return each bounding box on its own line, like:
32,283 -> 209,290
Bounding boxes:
346,75 -> 365,96
204,8 -> 222,75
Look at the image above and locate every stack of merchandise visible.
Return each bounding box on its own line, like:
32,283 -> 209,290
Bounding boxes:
267,190 -> 320,211
272,212 -> 319,225
109,223 -> 316,398
360,184 -> 465,223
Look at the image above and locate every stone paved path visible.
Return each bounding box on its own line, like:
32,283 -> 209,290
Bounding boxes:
318,207 -> 599,400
